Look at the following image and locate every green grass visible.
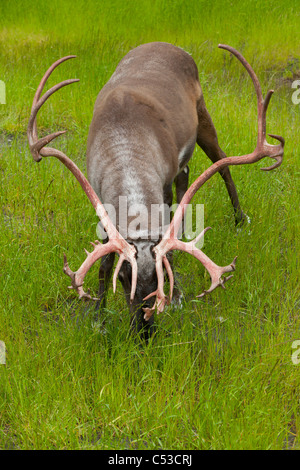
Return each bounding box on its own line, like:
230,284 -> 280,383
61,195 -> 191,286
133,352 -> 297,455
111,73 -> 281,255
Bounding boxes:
0,0 -> 299,450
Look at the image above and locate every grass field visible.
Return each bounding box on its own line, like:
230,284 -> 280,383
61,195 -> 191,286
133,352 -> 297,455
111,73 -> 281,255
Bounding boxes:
0,0 -> 299,450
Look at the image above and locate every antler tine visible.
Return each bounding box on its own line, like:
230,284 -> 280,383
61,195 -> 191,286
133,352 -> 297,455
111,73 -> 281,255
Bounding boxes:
28,55 -> 78,159
27,55 -> 119,237
218,44 -> 284,156
165,45 -> 284,240
147,44 -> 285,315
30,78 -> 80,137
32,55 -> 77,106
63,238 -> 138,303
28,56 -> 138,303
260,133 -> 285,171
143,255 -> 171,320
218,44 -> 263,103
112,252 -> 138,303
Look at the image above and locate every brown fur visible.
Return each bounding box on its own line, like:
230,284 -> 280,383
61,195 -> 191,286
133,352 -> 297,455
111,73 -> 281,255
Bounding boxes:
86,42 -> 244,337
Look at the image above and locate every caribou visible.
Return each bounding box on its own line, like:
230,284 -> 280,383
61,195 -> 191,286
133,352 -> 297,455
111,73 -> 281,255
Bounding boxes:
27,42 -> 284,338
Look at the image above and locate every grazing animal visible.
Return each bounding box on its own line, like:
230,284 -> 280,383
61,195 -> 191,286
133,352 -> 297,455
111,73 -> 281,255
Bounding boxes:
27,43 -> 284,338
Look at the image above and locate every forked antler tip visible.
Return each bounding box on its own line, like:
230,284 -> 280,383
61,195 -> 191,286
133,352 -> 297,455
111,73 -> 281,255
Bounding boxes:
63,252 -> 68,267
142,288 -> 170,319
231,256 -> 238,269
56,55 -> 78,64
63,253 -> 78,289
268,133 -> 285,146
260,134 -> 284,172
197,255 -> 237,299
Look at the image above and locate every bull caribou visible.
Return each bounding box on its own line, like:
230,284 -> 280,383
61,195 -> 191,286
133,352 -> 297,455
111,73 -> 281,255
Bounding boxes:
27,42 -> 284,338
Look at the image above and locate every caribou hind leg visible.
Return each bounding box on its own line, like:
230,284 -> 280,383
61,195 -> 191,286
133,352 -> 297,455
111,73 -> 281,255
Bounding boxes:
196,97 -> 246,225
174,166 -> 190,210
